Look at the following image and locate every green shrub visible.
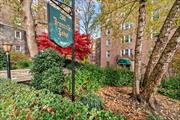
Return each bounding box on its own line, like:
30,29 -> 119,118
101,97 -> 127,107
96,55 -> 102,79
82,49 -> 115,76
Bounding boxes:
16,59 -> 32,69
66,64 -> 103,95
0,78 -> 125,120
66,64 -> 133,96
31,48 -> 64,74
10,52 -> 30,69
64,59 -> 83,68
31,48 -> 65,93
0,48 -> 6,70
159,75 -> 180,99
147,114 -> 162,120
41,67 -> 65,94
80,93 -> 104,110
102,67 -> 133,86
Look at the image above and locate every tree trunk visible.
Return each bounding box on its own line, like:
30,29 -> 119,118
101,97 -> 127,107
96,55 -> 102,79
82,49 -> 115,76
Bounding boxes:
142,0 -> 180,87
133,0 -> 146,98
141,27 -> 180,102
22,0 -> 38,57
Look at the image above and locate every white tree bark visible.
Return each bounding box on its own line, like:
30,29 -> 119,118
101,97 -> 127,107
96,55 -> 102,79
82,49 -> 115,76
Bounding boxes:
133,0 -> 146,97
143,0 -> 180,87
22,0 -> 38,57
141,27 -> 180,102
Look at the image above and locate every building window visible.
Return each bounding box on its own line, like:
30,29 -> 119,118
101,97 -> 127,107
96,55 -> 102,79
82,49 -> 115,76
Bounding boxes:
106,39 -> 110,46
152,0 -> 158,4
122,35 -> 132,43
130,49 -> 133,56
121,49 -> 133,56
106,29 -> 111,35
151,32 -> 159,39
152,9 -> 160,21
121,23 -> 133,30
120,12 -> 126,17
15,45 -> 21,51
15,31 -> 22,39
106,50 -> 110,59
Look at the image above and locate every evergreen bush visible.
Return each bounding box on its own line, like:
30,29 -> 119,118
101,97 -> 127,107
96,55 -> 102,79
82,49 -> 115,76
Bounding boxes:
0,48 -> 6,70
10,52 -> 30,69
147,114 -> 162,120
159,75 -> 180,99
0,78 -> 125,120
80,93 -> 104,110
16,59 -> 32,69
41,67 -> 65,94
31,48 -> 65,93
102,67 -> 133,86
66,64 -> 103,95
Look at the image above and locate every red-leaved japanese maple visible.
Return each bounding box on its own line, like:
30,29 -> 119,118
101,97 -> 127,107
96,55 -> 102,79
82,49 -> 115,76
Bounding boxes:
36,31 -> 92,60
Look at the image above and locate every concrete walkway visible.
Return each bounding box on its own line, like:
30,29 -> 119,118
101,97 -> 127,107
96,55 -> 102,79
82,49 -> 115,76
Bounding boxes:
0,69 -> 31,83
0,68 -> 70,83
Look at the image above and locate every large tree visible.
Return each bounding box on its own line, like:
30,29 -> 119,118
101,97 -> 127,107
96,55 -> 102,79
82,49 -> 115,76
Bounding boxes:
133,0 -> 146,98
141,27 -> 180,104
98,0 -> 180,106
0,0 -> 39,57
142,0 -> 180,87
76,0 -> 99,38
37,31 -> 92,60
21,0 -> 38,57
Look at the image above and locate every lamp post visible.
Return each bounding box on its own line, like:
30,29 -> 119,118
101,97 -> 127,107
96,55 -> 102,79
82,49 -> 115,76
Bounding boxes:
2,42 -> 13,79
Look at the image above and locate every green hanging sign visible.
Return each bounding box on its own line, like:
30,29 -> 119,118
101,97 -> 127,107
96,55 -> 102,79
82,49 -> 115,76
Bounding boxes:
48,3 -> 73,48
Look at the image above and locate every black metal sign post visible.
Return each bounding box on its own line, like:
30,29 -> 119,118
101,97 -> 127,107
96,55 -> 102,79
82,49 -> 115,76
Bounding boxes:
71,0 -> 75,102
49,0 -> 75,101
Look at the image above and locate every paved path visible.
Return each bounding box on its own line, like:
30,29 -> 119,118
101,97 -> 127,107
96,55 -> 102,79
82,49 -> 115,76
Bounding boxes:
0,69 -> 31,83
0,68 -> 70,83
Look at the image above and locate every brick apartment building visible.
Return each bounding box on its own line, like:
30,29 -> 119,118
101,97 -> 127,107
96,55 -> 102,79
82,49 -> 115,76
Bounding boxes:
99,0 -> 174,71
0,22 -> 28,54
0,0 -> 80,56
90,38 -> 101,65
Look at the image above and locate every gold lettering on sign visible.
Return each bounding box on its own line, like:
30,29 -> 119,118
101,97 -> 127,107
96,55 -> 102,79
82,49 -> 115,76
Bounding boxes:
52,14 -> 71,39
53,17 -> 58,25
60,14 -> 66,21
58,29 -> 69,39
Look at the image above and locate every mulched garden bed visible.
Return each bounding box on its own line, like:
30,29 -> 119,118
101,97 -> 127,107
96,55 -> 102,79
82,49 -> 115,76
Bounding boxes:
97,86 -> 180,120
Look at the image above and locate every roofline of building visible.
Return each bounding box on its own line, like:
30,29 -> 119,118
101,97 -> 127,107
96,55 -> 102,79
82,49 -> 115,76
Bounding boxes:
0,21 -> 26,31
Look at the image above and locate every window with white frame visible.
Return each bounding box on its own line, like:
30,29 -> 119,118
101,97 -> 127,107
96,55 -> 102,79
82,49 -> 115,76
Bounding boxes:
106,50 -> 110,59
121,49 -> 133,56
15,31 -> 22,39
152,0 -> 158,4
15,45 -> 21,51
106,29 -> 111,35
120,12 -> 125,17
106,39 -> 110,46
151,32 -> 159,39
152,9 -> 160,21
122,35 -> 132,43
121,23 -> 133,30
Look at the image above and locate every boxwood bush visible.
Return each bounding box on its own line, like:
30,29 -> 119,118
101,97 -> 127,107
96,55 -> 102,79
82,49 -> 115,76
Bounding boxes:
10,51 -> 31,69
80,93 -> 104,110
0,78 -> 125,120
102,67 -> 133,86
0,48 -> 6,70
66,64 -> 133,96
66,64 -> 104,95
16,59 -> 32,69
41,67 -> 65,94
31,48 -> 65,94
159,75 -> 180,100
147,114 -> 162,120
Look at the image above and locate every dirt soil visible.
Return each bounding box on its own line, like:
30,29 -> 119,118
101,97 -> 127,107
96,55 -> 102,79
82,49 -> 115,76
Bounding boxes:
97,86 -> 180,120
